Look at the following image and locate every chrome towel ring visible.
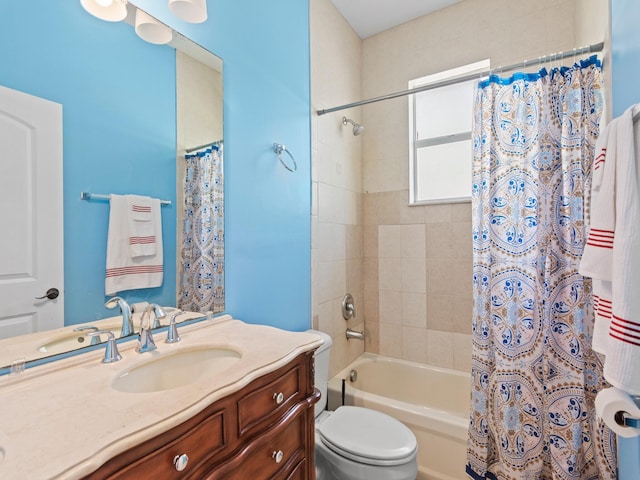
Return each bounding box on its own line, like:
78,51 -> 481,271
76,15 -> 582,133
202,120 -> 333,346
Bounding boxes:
273,143 -> 297,172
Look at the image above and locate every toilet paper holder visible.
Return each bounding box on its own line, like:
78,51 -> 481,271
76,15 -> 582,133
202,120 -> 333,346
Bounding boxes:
615,411 -> 640,429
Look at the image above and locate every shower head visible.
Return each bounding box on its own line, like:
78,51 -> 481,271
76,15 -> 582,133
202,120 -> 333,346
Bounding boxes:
342,116 -> 364,136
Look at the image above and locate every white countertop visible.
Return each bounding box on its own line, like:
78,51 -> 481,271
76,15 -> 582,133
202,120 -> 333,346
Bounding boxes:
0,316 -> 322,479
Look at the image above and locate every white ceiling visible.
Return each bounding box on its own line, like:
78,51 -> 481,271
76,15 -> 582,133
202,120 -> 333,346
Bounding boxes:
330,0 -> 463,39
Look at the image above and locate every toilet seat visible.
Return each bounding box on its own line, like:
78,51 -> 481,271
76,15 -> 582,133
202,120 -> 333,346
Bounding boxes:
317,406 -> 417,467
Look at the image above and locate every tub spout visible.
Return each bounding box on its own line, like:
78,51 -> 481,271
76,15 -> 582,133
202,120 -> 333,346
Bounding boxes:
346,328 -> 365,341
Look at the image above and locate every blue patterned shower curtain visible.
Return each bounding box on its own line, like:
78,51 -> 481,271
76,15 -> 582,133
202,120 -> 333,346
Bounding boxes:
178,145 -> 224,314
466,57 -> 617,480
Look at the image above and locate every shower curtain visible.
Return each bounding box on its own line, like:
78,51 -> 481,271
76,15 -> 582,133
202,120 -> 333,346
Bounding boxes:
178,145 -> 224,314
466,57 -> 617,480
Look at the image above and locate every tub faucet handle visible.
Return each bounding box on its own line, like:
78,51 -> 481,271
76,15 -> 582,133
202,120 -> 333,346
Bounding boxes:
342,293 -> 356,320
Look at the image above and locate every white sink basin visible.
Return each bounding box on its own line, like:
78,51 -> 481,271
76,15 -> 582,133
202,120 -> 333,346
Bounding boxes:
112,347 -> 242,393
37,326 -> 121,355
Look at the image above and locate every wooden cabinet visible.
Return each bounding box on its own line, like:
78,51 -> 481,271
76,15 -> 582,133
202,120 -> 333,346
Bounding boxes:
85,351 -> 319,480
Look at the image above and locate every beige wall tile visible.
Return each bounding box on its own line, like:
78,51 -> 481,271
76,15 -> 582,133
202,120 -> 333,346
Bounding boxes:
331,260 -> 347,300
346,225 -> 363,260
402,258 -> 427,293
426,330 -> 454,368
452,295 -> 473,334
402,292 -> 427,329
363,192 -> 378,226
401,203 -> 426,225
424,203 -> 452,224
376,191 -> 403,224
364,288 -> 380,320
363,225 -> 378,258
365,320 -> 380,354
379,290 -> 402,325
427,294 -> 454,331
378,225 -> 402,258
316,300 -> 336,338
452,259 -> 473,299
379,258 -> 402,291
426,259 -> 453,295
346,259 -> 363,301
401,224 -> 426,258
451,201 -> 472,222
363,257 -> 379,294
426,223 -> 453,259
402,327 -> 428,364
380,323 -> 403,358
451,222 -> 472,260
453,333 -> 472,372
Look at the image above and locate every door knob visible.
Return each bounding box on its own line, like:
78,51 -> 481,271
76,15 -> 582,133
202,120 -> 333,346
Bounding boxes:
35,288 -> 59,300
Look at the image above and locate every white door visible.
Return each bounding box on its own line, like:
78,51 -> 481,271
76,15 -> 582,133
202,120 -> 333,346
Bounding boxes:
0,85 -> 63,339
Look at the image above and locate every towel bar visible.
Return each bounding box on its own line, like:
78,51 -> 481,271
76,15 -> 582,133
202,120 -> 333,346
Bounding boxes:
80,192 -> 171,206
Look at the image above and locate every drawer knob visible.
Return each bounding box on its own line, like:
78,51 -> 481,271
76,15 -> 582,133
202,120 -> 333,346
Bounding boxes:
272,450 -> 284,464
273,392 -> 284,405
173,453 -> 189,472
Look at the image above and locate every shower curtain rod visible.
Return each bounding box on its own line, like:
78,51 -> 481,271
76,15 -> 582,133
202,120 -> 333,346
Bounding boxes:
185,139 -> 223,154
316,41 -> 604,116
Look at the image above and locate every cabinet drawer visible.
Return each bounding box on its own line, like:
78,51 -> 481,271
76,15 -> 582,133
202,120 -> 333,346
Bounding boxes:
214,412 -> 305,480
281,457 -> 307,480
108,409 -> 227,479
237,363 -> 301,435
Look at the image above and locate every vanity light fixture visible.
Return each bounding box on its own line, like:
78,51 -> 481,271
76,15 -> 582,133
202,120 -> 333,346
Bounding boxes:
135,8 -> 173,45
168,0 -> 208,24
80,0 -> 127,22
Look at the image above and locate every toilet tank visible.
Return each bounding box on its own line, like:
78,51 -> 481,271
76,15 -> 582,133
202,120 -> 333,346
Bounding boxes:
307,329 -> 332,416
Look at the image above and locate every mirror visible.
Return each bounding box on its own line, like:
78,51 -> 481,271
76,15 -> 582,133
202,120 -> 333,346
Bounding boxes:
0,1 -> 223,369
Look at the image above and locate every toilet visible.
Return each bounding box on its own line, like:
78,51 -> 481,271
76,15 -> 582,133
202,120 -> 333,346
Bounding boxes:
309,330 -> 418,480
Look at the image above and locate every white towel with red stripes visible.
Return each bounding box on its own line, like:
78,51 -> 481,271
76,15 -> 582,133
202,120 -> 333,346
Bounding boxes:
580,103 -> 640,394
127,195 -> 157,258
580,115 -> 617,354
105,194 -> 163,296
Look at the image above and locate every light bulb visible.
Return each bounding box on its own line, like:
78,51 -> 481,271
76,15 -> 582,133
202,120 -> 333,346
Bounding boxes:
80,0 -> 127,22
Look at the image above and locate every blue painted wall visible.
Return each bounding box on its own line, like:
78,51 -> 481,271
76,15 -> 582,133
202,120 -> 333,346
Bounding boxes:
0,0 -> 311,331
134,0 -> 312,331
610,0 -> 640,477
0,1 -> 177,325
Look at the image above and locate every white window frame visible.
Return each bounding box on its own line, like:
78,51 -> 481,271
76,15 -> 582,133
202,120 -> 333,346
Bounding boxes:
408,59 -> 490,205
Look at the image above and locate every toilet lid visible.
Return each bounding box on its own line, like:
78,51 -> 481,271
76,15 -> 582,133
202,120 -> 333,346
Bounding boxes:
317,406 -> 417,466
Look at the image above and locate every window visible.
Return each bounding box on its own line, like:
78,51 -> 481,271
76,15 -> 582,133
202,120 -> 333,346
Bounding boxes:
408,59 -> 489,204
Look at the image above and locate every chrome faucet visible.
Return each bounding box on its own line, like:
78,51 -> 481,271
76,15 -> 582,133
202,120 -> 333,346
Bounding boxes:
166,311 -> 190,344
345,328 -> 365,341
136,303 -> 167,353
86,331 -> 122,363
104,296 -> 134,338
73,325 -> 101,345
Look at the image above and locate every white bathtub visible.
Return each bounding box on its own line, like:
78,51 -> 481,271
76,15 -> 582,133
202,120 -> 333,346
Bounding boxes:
327,353 -> 470,480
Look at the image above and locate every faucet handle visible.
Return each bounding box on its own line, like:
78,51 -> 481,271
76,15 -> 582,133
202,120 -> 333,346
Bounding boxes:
74,325 -> 100,345
166,312 -> 189,344
137,312 -> 158,353
86,331 -> 122,363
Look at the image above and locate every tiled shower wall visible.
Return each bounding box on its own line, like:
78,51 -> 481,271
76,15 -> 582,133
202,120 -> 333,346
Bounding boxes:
310,0 -> 364,378
361,0 -> 606,370
311,0 -> 609,376
363,195 -> 473,370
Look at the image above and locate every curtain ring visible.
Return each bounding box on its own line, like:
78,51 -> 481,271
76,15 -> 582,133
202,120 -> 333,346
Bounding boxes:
273,143 -> 297,172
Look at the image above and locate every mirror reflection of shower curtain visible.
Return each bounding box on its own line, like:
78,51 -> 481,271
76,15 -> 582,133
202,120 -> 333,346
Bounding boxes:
466,57 -> 617,480
178,144 -> 224,313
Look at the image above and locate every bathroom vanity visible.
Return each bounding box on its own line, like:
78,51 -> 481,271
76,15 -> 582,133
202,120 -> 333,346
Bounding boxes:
0,316 -> 322,479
